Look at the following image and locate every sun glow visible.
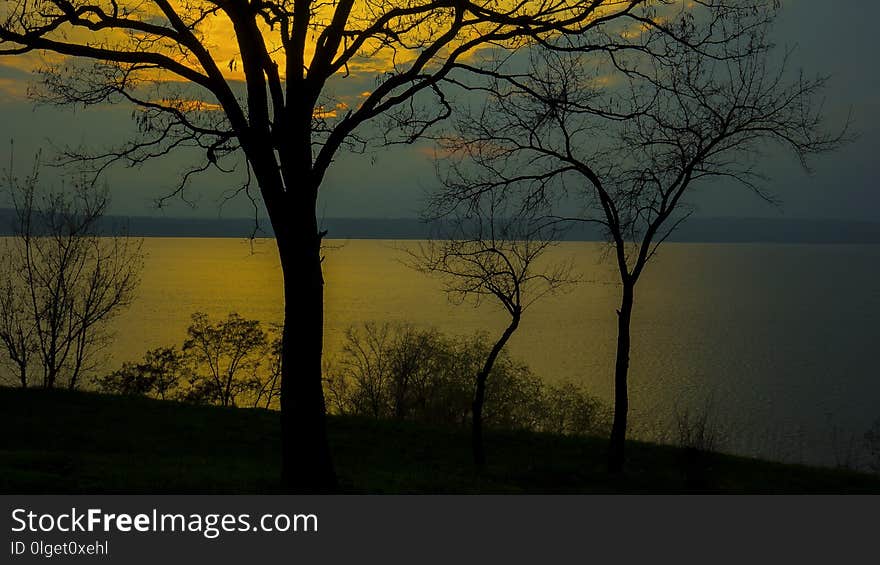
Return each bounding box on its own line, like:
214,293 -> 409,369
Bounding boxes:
0,1 -> 648,108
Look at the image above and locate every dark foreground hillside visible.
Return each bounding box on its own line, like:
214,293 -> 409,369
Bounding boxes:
1,387 -> 878,493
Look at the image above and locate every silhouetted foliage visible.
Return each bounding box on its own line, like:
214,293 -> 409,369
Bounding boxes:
99,312 -> 281,408
674,399 -> 725,454
410,188 -> 575,465
183,312 -> 268,407
97,347 -> 189,400
0,154 -> 143,390
325,321 -> 609,436
540,381 -> 609,437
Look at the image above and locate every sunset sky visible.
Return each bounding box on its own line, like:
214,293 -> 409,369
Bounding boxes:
0,0 -> 876,221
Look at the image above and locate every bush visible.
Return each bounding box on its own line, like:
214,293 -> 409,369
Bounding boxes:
97,313 -> 281,408
539,381 -> 610,436
103,317 -> 608,436
325,322 -> 608,435
674,398 -> 725,453
96,347 -> 189,400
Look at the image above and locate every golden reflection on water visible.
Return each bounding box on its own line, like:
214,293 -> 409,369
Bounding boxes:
108,238 -> 880,465
114,238 -> 623,390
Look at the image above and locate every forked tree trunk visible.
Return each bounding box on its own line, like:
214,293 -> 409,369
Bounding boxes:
608,281 -> 634,473
275,211 -> 337,492
472,312 -> 520,467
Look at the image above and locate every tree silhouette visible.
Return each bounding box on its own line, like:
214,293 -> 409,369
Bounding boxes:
0,155 -> 143,390
411,188 -> 573,466
183,312 -> 268,407
433,4 -> 847,472
99,312 -> 283,406
0,0 -> 766,488
97,346 -> 190,399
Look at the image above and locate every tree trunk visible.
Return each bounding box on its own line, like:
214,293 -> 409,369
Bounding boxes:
68,357 -> 82,390
473,312 -> 520,467
608,282 -> 634,473
68,332 -> 86,390
223,373 -> 233,407
45,366 -> 56,389
276,219 -> 337,492
394,368 -> 410,421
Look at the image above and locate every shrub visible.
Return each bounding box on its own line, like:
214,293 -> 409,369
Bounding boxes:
538,381 -> 611,436
674,398 -> 725,453
325,322 -> 608,435
97,313 -> 280,408
97,347 -> 189,400
104,317 -> 609,436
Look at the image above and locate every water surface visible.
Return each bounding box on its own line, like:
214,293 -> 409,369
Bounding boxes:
102,239 -> 880,467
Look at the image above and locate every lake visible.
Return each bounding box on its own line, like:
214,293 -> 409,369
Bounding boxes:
101,239 -> 880,468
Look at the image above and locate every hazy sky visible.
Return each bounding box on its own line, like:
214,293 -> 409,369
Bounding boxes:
0,1 -> 876,221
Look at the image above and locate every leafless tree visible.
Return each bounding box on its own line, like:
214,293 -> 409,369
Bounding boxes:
183,311 -> 268,407
99,313 -> 283,406
0,0 -> 770,488
411,188 -> 574,466
0,252 -> 35,388
435,4 -> 847,472
326,321 -> 589,434
0,155 -> 143,389
332,322 -> 445,419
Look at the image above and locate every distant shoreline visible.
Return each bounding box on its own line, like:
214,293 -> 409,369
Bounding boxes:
2,209 -> 880,243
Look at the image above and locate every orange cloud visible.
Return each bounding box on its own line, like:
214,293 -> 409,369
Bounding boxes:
0,77 -> 26,100
150,98 -> 223,112
0,1 -> 674,115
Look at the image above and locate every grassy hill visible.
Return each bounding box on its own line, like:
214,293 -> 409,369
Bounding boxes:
1,386 -> 878,493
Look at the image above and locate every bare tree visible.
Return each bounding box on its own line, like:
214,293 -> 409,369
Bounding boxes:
436,4 -> 847,472
0,259 -> 35,388
183,311 -> 268,407
99,313 -> 283,406
0,155 -> 143,389
0,0 -> 768,488
326,321 -> 592,435
335,322 -> 396,419
411,188 -> 574,466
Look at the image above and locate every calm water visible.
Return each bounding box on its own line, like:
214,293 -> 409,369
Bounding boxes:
106,239 -> 880,468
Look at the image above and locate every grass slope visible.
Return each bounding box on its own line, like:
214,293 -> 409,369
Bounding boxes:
1,386 -> 878,493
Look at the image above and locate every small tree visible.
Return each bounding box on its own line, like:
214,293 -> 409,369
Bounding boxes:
0,266 -> 35,388
101,313 -> 282,407
97,346 -> 189,399
326,321 -> 608,437
0,154 -> 143,389
335,322 -> 396,419
411,188 -> 574,466
183,311 -> 269,407
437,5 -> 847,471
540,381 -> 610,437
